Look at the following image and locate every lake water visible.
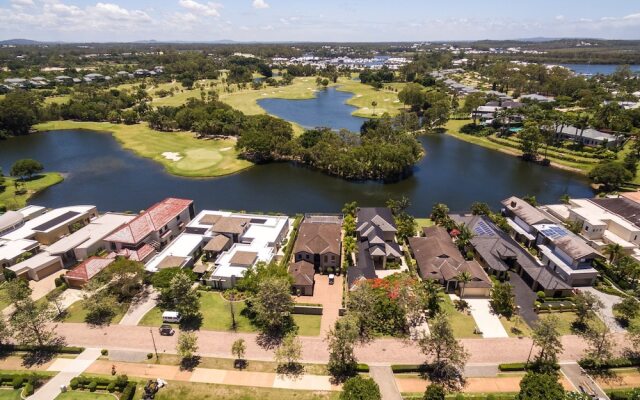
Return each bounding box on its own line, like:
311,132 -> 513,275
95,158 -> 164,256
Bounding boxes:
557,64 -> 640,76
259,87 -> 366,131
0,127 -> 593,216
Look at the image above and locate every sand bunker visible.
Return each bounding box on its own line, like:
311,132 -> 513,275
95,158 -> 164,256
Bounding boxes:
162,152 -> 183,162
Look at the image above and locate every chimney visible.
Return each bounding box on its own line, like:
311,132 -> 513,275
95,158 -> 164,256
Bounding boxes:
511,200 -> 517,208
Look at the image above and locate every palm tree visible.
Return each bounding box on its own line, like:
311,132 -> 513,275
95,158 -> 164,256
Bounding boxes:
559,194 -> 571,205
371,101 -> 378,116
603,243 -> 624,265
456,224 -> 475,252
456,271 -> 473,299
423,279 -> 443,318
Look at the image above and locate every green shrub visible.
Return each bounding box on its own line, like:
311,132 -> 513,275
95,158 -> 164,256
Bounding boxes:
147,353 -> 153,359
12,376 -> 23,389
498,363 -> 526,372
107,382 -> 116,393
69,378 -> 79,389
121,382 -> 137,400
88,381 -> 97,392
536,291 -> 546,300
101,349 -> 108,356
391,364 -> 424,373
23,383 -> 34,396
355,363 -> 370,372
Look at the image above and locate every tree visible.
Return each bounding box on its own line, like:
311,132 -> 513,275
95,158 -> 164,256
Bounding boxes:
573,291 -> 602,331
0,91 -> 41,137
176,331 -> 199,369
346,282 -> 379,343
236,261 -> 290,294
159,270 -> 201,321
456,271 -> 472,299
519,122 -> 543,161
83,291 -> 118,326
340,376 -> 381,400
253,277 -> 294,335
588,161 -> 632,191
462,92 -> 487,125
236,114 -> 294,163
580,323 -> 614,370
151,267 -> 196,289
7,279 -> 62,348
0,317 -> 10,346
516,372 -> 565,400
418,313 -> 469,391
603,243 -> 624,264
371,101 -> 378,115
490,282 -> 516,318
342,201 -> 358,218
326,316 -> 359,382
470,202 -> 491,216
430,203 -> 450,226
398,83 -> 426,109
455,224 -> 474,253
231,338 -> 246,364
274,332 -> 303,375
423,279 -> 442,318
10,159 -> 44,180
423,384 -> 445,400
531,315 -> 563,372
559,194 -> 571,205
613,297 -> 640,326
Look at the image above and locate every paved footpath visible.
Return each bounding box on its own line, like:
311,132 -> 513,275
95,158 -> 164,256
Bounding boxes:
53,323 -> 631,365
561,362 -> 610,400
369,365 -> 402,400
29,348 -> 101,400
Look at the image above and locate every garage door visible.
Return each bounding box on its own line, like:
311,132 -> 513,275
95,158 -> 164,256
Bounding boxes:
35,263 -> 62,281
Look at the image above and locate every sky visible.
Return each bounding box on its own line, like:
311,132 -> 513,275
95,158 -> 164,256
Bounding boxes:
0,0 -> 639,42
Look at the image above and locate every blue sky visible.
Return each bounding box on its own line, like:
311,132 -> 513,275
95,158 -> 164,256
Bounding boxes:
0,0 -> 639,42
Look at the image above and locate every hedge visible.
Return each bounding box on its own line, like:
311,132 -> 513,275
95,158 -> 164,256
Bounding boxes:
608,389 -> 640,400
391,364 -> 424,373
498,363 -> 527,372
578,357 -> 640,370
121,382 -> 137,400
0,344 -> 85,354
355,364 -> 370,373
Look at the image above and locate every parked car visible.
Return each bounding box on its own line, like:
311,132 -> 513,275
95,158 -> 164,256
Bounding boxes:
162,311 -> 181,323
159,324 -> 175,336
328,274 -> 335,285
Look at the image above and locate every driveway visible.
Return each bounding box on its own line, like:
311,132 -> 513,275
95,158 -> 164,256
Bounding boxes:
294,274 -> 343,335
451,295 -> 508,338
119,287 -> 159,326
507,271 -> 539,327
369,365 -> 402,400
561,362 -> 610,400
581,287 -> 625,333
30,271 -> 66,301
31,348 -> 101,400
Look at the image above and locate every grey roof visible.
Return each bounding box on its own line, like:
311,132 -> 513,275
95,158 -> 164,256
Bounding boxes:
0,211 -> 25,233
502,196 -> 553,226
590,197 -> 640,226
356,208 -> 396,234
557,125 -> 619,142
348,241 -> 378,288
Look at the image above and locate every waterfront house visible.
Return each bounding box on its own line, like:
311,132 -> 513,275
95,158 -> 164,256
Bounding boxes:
104,198 -> 195,263
64,257 -> 115,288
292,218 -> 342,274
144,232 -> 204,273
555,125 -> 622,148
289,260 -> 315,296
408,226 -> 491,296
501,196 -> 554,246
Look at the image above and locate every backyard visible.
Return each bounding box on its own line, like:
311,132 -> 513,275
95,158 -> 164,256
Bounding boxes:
139,291 -> 321,336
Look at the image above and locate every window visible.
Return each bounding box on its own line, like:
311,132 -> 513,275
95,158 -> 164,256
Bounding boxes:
585,226 -> 589,231
324,255 -> 328,262
331,255 -> 335,260
176,215 -> 181,221
305,254 -> 310,260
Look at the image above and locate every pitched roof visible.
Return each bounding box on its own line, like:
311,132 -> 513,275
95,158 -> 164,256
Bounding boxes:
229,251 -> 258,267
501,196 -> 552,226
289,260 -> 315,286
66,257 -> 114,282
409,227 -> 471,282
156,255 -> 188,270
211,217 -> 250,235
293,222 -> 341,255
553,235 -> 600,260
105,198 -> 193,244
203,235 -> 231,252
356,208 -> 397,234
348,241 -> 378,288
591,197 -> 640,226
199,214 -> 222,225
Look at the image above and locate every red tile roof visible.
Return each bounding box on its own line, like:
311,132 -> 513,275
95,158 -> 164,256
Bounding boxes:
116,243 -> 156,262
104,198 -> 193,244
66,257 -> 114,283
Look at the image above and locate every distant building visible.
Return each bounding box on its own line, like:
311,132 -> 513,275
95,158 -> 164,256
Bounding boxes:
556,125 -> 623,148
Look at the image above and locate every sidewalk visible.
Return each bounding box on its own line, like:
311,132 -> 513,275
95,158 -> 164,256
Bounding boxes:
369,365 -> 402,400
30,348 -> 102,400
561,362 -> 610,400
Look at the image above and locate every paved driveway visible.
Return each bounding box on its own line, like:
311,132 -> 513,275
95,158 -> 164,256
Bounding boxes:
451,295 -> 508,338
369,365 -> 402,400
507,271 -> 538,327
294,274 -> 343,335
581,287 -> 625,333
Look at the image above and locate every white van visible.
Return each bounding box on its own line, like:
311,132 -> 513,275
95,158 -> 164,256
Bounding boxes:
162,311 -> 181,323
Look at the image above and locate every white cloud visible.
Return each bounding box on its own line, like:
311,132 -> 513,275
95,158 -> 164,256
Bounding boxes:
252,0 -> 269,9
11,0 -> 34,6
178,0 -> 221,17
555,15 -> 565,21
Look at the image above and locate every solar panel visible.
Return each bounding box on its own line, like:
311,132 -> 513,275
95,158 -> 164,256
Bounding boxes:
473,221 -> 495,237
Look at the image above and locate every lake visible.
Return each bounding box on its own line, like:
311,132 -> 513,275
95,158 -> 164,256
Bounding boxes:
0,127 -> 593,216
557,64 -> 640,76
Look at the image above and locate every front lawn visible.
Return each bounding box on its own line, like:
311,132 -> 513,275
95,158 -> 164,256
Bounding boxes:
0,173 -> 64,211
62,300 -> 128,325
151,354 -> 328,375
139,291 -> 321,335
500,316 -> 533,338
441,294 -> 481,338
538,312 -> 605,335
154,381 -> 339,400
0,390 -> 22,400
54,391 -> 114,400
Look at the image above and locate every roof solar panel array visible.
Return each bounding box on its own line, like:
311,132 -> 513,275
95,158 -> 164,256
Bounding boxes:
474,221 -> 495,237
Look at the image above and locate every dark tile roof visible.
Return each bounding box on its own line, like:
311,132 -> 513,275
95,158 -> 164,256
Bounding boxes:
293,221 -> 341,255
591,198 -> 640,226
289,260 -> 315,287
348,241 -> 378,288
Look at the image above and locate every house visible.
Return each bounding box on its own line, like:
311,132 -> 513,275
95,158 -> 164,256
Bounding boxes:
0,211 -> 27,236
1,206 -> 98,245
186,211 -> 290,289
0,238 -> 40,270
8,252 -> 63,281
83,73 -> 105,82
292,218 -> 341,273
451,214 -> 573,297
103,198 -> 195,263
533,223 -> 600,286
55,75 -> 74,85
45,212 -> 136,265
543,198 -> 640,261
473,105 -> 502,121
289,260 -> 315,296
144,233 -> 204,272
556,126 -> 622,148
349,208 -> 402,289
64,257 -> 114,288
520,94 -> 555,103
501,196 -> 553,246
408,226 -> 491,296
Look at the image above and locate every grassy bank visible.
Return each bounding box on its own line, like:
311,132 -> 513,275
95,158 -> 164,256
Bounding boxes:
336,77 -> 405,118
34,121 -> 252,178
0,173 -> 64,211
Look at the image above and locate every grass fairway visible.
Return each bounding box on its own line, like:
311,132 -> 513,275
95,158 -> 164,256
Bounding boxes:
62,300 -> 128,325
140,291 -> 321,336
335,76 -> 405,118
44,95 -> 71,105
0,173 -> 64,211
34,121 -> 252,178
154,381 -> 339,400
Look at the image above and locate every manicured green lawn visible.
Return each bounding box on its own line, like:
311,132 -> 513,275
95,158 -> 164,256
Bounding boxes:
440,294 -> 481,339
34,121 -> 252,178
54,391 -> 114,399
44,95 -> 71,105
335,76 -> 405,118
140,291 -> 321,335
0,286 -> 10,311
0,389 -> 22,400
500,316 -> 533,338
415,218 -> 434,228
154,381 -> 339,400
539,312 -> 605,336
63,300 -> 128,325
0,173 -> 64,211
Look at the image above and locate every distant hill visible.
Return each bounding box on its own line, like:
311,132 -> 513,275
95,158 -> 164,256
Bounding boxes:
0,38 -> 44,45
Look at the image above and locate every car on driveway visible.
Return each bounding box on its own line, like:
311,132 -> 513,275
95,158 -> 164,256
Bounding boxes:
159,324 -> 175,336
